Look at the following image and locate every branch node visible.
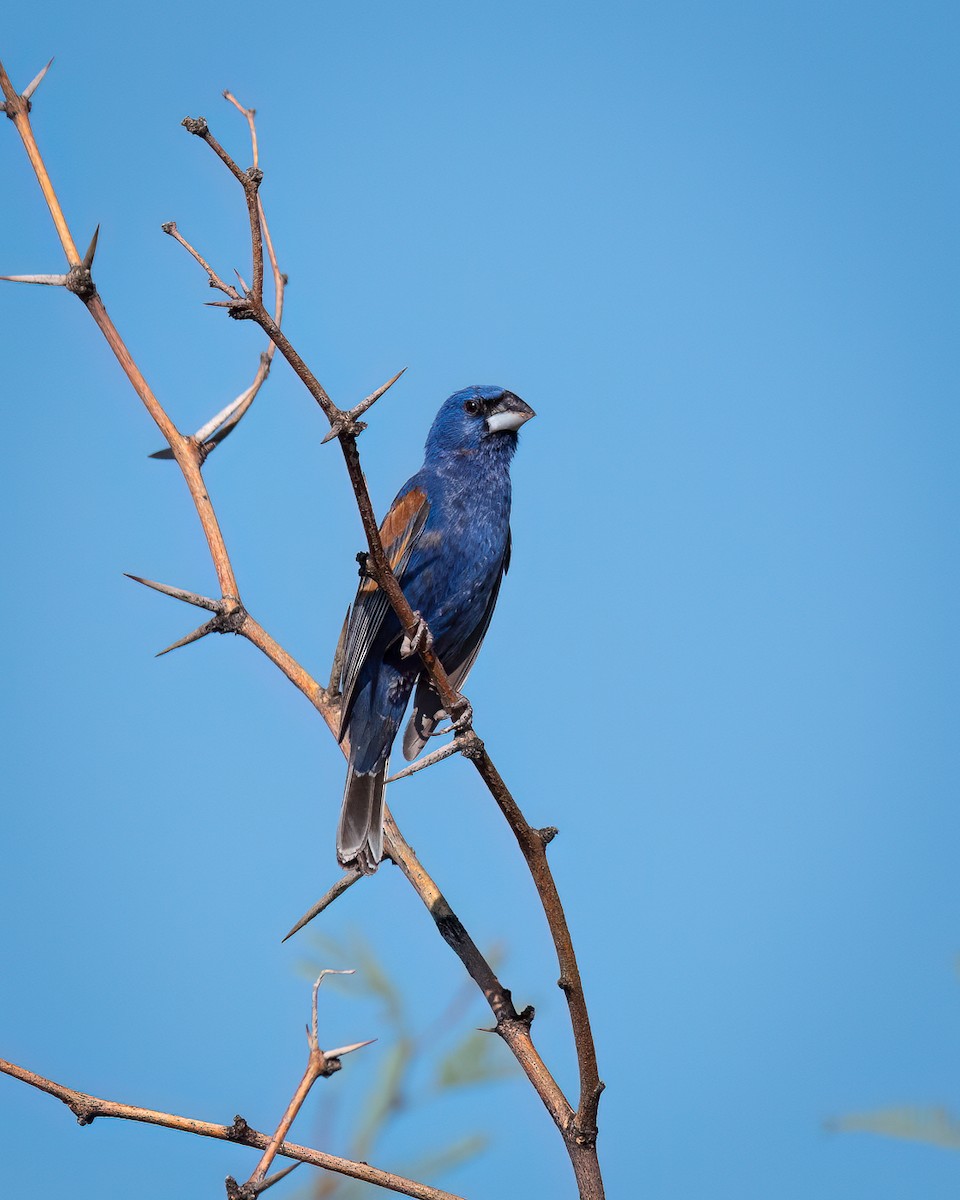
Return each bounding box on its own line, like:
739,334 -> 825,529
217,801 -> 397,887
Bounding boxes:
246,166 -> 263,188
538,825 -> 559,846
64,262 -> 96,301
226,1114 -> 251,1142
557,974 -> 574,995
69,1099 -> 96,1126
182,115 -> 209,137
458,732 -> 485,761
321,417 -> 367,445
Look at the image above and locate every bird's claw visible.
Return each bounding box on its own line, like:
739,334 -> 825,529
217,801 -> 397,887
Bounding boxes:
401,612 -> 434,659
448,696 -> 474,734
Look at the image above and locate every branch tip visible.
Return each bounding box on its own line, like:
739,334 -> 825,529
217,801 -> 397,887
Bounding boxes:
182,115 -> 209,137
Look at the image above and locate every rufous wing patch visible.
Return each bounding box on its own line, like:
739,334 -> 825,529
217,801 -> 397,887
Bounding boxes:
360,487 -> 429,594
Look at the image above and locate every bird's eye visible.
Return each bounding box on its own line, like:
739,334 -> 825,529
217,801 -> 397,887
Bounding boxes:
464,398 -> 480,415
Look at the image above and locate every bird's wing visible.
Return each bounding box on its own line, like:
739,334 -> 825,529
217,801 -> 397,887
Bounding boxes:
338,485 -> 431,739
402,527 -> 511,761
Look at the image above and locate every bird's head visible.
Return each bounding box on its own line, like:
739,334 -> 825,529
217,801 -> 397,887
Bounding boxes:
425,385 -> 536,460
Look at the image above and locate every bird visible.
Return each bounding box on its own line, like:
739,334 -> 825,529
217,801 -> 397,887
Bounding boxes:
335,384 -> 535,874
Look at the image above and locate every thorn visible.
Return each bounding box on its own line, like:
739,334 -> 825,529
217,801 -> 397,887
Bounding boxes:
205,300 -> 246,309
155,617 -> 219,657
82,225 -> 100,270
22,57 -> 54,102
258,1162 -> 301,1194
349,367 -> 407,420
0,273 -> 69,286
324,1038 -> 376,1060
385,739 -> 460,783
234,268 -> 250,294
281,870 -> 363,942
124,574 -> 220,611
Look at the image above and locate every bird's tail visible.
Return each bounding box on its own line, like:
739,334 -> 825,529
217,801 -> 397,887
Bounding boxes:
337,763 -> 387,875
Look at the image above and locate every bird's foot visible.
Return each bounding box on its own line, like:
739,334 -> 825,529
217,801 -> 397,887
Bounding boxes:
448,695 -> 474,734
401,611 -> 434,659
426,695 -> 474,739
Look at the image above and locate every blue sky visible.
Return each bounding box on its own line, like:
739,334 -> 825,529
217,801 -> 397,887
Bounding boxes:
2,2 -> 958,1198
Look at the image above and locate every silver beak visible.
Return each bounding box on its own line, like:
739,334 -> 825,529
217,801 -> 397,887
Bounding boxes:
485,394 -> 536,434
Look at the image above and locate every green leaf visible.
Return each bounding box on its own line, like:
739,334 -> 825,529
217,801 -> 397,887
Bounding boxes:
829,1106 -> 960,1149
435,1032 -> 518,1090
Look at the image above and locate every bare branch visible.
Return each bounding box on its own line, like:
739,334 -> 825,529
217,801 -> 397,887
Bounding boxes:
182,113 -> 264,301
162,220 -> 237,296
239,972 -> 374,1194
223,90 -> 259,167
0,1058 -> 462,1200
153,96 -> 285,459
3,65 -> 606,1197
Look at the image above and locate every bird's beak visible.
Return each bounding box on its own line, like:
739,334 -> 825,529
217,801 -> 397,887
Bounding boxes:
485,393 -> 536,434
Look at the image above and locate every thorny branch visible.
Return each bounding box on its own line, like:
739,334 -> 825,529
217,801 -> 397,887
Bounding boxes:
0,57 -> 605,1199
228,971 -> 376,1200
0,1057 -> 460,1200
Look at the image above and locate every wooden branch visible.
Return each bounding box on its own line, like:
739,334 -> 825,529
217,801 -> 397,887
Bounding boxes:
1,65 -> 606,1199
0,1058 -> 461,1200
182,115 -> 264,301
232,971 -> 375,1198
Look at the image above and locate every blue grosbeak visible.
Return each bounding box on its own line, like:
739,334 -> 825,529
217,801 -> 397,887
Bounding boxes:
336,385 -> 535,873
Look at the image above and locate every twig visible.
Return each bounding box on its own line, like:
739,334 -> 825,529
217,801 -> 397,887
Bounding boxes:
182,114 -> 264,301
0,1058 -> 460,1200
235,972 -> 374,1195
153,95 -> 285,458
161,220 -> 237,295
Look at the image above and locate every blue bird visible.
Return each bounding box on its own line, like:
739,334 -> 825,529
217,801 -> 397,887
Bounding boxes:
336,385 -> 535,873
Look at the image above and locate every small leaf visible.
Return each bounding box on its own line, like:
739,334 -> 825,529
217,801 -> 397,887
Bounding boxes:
402,1133 -> 489,1181
829,1106 -> 960,1149
435,1032 -> 518,1090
